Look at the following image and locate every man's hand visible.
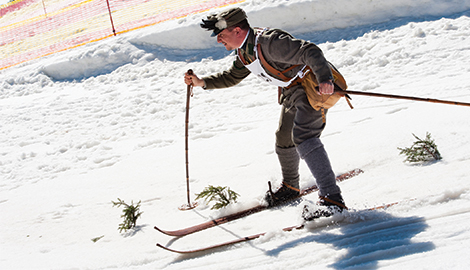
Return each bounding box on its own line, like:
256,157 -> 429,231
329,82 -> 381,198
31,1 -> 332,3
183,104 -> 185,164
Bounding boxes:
184,71 -> 204,88
318,80 -> 334,95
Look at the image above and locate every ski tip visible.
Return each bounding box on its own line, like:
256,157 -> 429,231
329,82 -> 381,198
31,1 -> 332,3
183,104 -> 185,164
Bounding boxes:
337,168 -> 364,181
156,243 -> 200,254
355,168 -> 364,174
154,225 -> 188,237
349,168 -> 364,175
156,243 -> 179,253
154,226 -> 170,235
154,226 -> 170,234
156,243 -> 178,253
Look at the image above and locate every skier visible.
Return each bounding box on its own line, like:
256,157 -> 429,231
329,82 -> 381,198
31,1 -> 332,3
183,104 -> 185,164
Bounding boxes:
184,7 -> 347,217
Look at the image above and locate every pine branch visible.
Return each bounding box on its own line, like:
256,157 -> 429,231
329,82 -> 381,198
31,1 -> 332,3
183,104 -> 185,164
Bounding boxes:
112,198 -> 143,233
398,132 -> 442,163
195,185 -> 240,210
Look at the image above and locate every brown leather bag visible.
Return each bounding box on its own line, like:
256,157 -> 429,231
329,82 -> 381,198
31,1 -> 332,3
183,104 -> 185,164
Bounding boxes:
301,62 -> 348,111
255,44 -> 350,112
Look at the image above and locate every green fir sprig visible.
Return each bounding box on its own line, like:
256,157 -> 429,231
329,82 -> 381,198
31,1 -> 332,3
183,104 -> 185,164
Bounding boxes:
91,235 -> 105,243
398,132 -> 442,163
112,198 -> 143,233
195,185 -> 240,210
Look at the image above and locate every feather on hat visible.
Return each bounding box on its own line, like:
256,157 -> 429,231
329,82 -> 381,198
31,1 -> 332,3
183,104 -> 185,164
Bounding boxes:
200,8 -> 247,37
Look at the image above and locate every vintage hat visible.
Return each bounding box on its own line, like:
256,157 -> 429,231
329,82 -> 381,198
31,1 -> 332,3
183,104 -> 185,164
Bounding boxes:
200,7 -> 247,37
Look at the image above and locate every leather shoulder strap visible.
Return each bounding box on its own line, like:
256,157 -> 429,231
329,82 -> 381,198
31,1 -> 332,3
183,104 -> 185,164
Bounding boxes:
256,43 -> 300,82
237,49 -> 249,65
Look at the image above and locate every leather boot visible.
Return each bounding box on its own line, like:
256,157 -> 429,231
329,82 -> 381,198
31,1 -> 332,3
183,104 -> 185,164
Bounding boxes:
265,146 -> 301,207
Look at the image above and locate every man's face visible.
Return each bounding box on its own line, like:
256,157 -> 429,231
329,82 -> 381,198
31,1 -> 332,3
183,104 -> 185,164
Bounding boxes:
217,27 -> 242,51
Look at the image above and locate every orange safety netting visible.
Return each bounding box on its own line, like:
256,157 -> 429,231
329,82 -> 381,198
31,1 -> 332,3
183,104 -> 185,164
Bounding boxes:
0,0 -> 244,70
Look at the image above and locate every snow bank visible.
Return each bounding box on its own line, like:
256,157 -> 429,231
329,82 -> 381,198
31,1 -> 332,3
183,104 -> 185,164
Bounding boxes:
24,0 -> 470,82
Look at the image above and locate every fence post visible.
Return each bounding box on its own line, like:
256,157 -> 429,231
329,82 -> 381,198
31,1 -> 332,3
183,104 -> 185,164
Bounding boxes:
41,0 -> 47,18
105,0 -> 116,36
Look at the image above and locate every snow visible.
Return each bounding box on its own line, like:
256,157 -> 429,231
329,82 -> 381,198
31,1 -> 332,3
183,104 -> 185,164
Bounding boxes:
1,0 -> 470,269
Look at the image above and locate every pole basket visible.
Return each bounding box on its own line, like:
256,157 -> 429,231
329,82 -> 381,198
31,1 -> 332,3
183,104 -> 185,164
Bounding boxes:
178,202 -> 198,211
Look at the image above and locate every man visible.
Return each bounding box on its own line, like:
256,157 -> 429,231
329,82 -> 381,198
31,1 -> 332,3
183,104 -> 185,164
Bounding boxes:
184,7 -> 346,217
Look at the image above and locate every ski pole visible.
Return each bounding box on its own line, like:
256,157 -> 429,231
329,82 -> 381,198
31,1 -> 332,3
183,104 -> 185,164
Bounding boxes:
179,69 -> 198,210
337,90 -> 470,107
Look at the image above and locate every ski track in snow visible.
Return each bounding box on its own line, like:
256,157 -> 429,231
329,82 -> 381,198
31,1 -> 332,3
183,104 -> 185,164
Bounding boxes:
1,0 -> 470,269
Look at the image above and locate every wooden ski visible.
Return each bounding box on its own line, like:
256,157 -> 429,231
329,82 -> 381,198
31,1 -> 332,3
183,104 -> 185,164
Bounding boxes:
154,169 -> 363,237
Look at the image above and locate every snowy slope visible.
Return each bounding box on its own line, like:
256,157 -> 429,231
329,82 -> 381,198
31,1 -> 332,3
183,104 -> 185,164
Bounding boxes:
1,0 -> 470,269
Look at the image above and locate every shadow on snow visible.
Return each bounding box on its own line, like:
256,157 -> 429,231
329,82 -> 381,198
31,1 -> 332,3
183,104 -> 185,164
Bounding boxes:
265,211 -> 435,269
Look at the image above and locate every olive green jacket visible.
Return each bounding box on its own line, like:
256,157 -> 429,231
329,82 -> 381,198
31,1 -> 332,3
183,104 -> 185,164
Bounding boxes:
203,27 -> 333,89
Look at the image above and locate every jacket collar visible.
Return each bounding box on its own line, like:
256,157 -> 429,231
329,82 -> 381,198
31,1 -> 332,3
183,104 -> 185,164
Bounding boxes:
237,28 -> 256,62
